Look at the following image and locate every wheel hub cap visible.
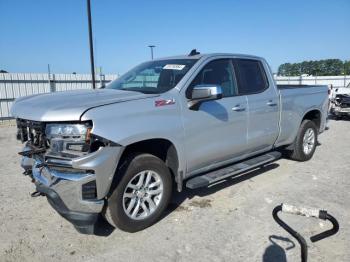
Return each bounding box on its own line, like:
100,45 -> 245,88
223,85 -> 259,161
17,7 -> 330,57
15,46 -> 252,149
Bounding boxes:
122,170 -> 163,220
302,128 -> 315,155
136,189 -> 146,198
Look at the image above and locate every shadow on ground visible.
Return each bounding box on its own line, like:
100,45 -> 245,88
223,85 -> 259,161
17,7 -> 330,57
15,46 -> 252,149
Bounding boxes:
166,163 -> 280,214
262,235 -> 295,262
94,163 -> 280,237
328,115 -> 350,121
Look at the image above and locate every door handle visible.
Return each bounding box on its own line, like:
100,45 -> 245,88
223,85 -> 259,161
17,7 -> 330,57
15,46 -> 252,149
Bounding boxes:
267,101 -> 277,107
232,105 -> 246,112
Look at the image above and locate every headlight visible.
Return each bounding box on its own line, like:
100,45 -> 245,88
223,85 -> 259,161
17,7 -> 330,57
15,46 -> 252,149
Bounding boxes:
45,123 -> 90,140
45,123 -> 92,155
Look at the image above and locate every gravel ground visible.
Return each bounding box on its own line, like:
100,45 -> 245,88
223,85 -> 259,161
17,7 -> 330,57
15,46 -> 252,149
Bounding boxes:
0,119 -> 349,262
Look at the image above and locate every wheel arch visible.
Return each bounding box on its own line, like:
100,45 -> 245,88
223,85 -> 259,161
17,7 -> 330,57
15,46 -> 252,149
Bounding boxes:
110,138 -> 183,195
301,109 -> 322,131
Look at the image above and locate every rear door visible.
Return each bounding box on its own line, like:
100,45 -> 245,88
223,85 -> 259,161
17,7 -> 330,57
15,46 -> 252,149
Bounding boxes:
233,58 -> 279,153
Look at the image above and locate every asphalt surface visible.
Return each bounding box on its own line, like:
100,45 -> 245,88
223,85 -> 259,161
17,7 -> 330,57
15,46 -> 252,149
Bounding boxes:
0,119 -> 349,262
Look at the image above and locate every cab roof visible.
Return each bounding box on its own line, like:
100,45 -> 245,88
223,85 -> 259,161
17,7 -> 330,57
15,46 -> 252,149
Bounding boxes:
154,53 -> 264,61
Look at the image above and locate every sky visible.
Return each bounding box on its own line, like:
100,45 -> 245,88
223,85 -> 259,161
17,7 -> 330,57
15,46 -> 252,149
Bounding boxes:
0,0 -> 349,74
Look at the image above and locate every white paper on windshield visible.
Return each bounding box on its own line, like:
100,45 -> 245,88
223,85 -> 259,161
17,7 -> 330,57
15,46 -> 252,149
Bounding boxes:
163,64 -> 186,70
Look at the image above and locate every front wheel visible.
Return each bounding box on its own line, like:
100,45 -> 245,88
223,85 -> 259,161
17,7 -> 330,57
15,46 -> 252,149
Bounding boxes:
286,120 -> 318,161
106,153 -> 172,232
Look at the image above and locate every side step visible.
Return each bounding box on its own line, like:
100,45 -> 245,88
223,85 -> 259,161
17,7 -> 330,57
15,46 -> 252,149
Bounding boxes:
186,151 -> 281,189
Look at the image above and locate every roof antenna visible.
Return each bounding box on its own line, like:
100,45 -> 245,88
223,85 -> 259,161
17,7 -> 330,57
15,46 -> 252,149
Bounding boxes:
188,49 -> 200,56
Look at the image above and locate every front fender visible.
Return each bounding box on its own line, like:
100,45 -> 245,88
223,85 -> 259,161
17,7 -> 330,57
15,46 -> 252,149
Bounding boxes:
81,93 -> 186,174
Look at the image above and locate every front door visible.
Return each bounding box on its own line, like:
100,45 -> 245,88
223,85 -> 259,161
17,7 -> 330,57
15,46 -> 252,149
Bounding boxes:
181,58 -> 248,175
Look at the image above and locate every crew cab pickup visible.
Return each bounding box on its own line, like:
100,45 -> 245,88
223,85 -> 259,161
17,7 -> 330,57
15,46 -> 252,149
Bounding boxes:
11,52 -> 329,234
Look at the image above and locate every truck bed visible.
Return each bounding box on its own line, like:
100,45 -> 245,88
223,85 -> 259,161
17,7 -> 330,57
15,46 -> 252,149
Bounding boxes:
274,84 -> 328,147
277,84 -> 327,90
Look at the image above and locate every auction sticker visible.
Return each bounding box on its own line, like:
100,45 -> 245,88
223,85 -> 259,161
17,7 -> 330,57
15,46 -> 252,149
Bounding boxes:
163,64 -> 186,70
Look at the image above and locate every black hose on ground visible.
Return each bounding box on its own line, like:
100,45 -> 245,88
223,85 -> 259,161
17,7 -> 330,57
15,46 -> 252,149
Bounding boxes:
272,205 -> 308,262
272,203 -> 339,262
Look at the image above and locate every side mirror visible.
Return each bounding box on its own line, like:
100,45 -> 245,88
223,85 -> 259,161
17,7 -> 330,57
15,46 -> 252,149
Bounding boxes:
188,85 -> 223,110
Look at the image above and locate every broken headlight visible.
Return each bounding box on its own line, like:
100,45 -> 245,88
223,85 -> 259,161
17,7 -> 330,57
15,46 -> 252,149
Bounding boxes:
45,123 -> 90,140
45,123 -> 92,155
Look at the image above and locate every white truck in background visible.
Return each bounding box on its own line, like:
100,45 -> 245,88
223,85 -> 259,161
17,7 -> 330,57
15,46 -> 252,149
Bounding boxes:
330,83 -> 350,118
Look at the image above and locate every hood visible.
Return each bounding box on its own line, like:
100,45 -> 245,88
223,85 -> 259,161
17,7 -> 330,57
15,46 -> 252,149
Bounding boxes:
11,89 -> 158,122
334,87 -> 350,95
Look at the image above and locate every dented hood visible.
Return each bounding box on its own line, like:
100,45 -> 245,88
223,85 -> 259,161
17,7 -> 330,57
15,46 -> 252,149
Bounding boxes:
11,89 -> 157,122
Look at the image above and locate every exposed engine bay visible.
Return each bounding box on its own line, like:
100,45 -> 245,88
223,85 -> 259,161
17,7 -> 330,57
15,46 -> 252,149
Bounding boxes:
15,118 -> 114,161
330,93 -> 350,118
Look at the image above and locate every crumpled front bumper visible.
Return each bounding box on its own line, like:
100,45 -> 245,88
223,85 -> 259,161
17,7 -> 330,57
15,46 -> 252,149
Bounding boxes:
21,145 -> 123,234
36,182 -> 101,234
332,106 -> 350,115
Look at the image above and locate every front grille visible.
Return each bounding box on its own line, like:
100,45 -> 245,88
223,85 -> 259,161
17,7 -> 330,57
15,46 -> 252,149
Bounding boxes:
336,95 -> 350,108
340,103 -> 350,108
16,119 -> 47,149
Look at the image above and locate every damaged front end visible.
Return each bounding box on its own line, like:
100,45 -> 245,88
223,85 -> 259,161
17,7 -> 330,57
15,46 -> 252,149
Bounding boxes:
331,94 -> 350,117
16,119 -> 123,234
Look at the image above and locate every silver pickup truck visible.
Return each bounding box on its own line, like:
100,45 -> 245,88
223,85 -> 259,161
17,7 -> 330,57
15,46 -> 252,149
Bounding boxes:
11,52 -> 328,234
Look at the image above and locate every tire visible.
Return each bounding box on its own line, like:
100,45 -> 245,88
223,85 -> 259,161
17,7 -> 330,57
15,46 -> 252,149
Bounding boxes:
107,153 -> 172,232
287,120 -> 318,161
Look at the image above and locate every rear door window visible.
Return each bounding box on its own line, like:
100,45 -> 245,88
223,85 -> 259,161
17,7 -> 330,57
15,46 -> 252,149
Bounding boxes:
234,59 -> 269,95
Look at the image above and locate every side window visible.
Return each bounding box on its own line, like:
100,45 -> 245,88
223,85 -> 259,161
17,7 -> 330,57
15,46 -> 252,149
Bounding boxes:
234,59 -> 269,95
187,59 -> 237,98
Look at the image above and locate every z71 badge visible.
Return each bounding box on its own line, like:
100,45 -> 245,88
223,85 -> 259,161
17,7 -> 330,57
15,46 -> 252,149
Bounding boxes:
155,99 -> 176,107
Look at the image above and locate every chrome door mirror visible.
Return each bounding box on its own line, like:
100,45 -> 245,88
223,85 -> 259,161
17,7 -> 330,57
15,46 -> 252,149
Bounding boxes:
188,85 -> 223,110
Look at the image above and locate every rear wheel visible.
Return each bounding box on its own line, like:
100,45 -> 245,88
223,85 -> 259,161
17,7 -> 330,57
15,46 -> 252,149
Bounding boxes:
286,120 -> 318,161
106,153 -> 172,232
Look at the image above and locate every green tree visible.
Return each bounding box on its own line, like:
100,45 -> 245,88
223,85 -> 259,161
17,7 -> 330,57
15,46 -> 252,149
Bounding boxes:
278,59 -> 348,76
278,63 -> 290,75
343,60 -> 350,75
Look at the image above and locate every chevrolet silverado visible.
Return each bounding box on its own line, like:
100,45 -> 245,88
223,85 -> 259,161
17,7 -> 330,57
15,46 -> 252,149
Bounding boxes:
11,51 -> 328,234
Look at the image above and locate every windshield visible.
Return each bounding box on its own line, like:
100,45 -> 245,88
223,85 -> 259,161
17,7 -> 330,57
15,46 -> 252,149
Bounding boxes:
107,59 -> 198,94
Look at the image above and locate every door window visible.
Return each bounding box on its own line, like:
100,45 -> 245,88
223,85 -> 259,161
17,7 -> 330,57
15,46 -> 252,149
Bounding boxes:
187,59 -> 237,98
234,59 -> 269,95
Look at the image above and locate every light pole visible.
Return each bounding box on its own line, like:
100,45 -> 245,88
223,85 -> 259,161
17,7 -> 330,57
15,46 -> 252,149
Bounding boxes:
87,0 -> 96,89
148,45 -> 156,60
344,63 -> 346,87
